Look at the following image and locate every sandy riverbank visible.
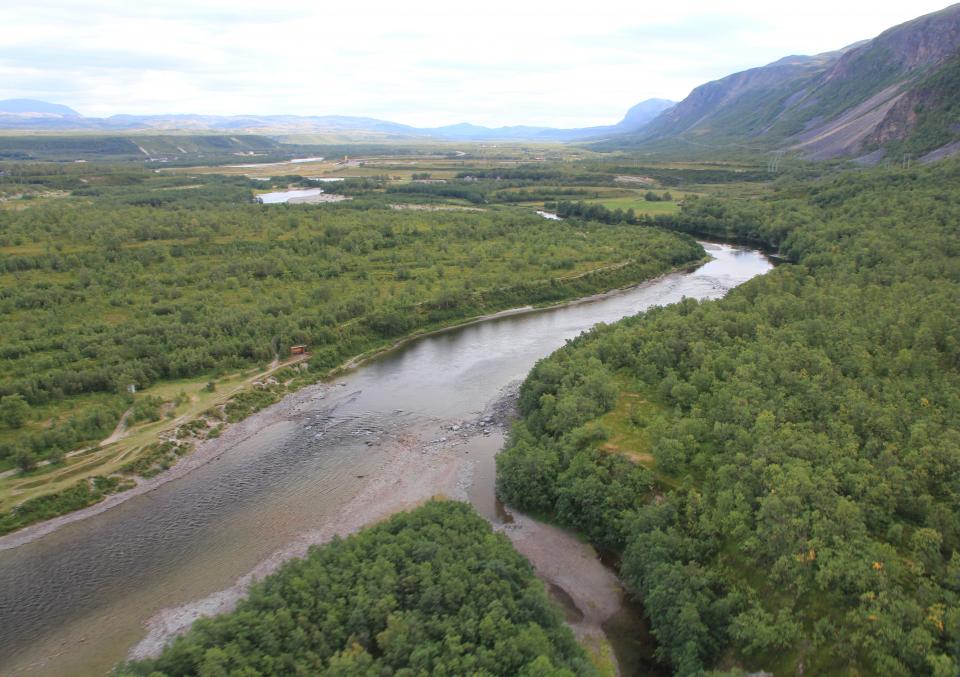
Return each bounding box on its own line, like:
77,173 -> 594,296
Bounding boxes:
128,392 -> 508,659
129,421 -> 473,659
500,515 -> 624,668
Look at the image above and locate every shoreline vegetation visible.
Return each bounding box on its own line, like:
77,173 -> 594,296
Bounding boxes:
0,250 -> 708,546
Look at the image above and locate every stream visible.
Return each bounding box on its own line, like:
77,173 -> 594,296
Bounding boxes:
0,242 -> 772,675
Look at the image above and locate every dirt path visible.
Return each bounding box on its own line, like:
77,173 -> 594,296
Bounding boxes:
99,407 -> 134,447
0,406 -> 135,481
0,354 -> 315,503
0,355 -> 316,552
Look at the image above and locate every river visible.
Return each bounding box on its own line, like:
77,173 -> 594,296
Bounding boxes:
256,186 -> 349,204
0,242 -> 772,676
227,156 -> 326,168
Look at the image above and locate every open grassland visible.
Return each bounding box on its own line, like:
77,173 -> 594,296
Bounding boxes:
586,192 -> 684,215
593,382 -> 662,468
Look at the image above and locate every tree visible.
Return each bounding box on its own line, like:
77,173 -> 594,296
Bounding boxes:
0,394 -> 30,428
15,448 -> 36,473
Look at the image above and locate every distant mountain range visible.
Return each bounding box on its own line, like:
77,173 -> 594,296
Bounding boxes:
3,4 -> 959,161
422,98 -> 676,141
0,98 -> 675,143
608,3 -> 960,162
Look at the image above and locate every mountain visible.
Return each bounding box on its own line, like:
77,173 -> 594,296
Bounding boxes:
0,99 -> 673,142
425,122 -> 558,140
99,113 -> 424,137
615,98 -> 677,129
609,4 -> 960,162
424,98 -> 676,141
0,99 -> 80,116
0,99 -> 85,129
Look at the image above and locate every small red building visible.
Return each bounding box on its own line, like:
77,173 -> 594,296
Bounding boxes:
290,345 -> 308,356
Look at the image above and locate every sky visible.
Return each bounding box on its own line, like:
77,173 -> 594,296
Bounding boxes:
0,0 -> 954,128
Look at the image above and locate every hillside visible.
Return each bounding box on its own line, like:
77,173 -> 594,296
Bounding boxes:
607,4 -> 960,162
0,134 -> 284,162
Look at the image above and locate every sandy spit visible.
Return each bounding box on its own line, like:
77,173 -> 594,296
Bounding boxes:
127,386 -> 627,675
129,421 -> 474,660
499,515 -> 624,647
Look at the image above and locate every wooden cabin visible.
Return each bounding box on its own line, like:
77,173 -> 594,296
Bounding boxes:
290,345 -> 308,356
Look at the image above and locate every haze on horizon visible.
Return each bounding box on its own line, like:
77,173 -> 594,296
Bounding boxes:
0,0 -> 953,128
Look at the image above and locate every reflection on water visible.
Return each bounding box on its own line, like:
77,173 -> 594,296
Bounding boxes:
0,243 -> 771,676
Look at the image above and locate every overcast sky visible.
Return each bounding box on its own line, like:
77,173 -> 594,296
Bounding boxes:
0,0 -> 953,127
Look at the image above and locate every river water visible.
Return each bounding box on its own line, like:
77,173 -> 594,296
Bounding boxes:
0,242 -> 772,675
257,187 -> 326,204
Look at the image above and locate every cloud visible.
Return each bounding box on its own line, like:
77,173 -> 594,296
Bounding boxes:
0,46 -> 193,71
0,0 -> 954,127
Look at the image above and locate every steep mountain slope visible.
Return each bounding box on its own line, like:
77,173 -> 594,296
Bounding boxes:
640,52 -> 841,142
610,4 -> 960,161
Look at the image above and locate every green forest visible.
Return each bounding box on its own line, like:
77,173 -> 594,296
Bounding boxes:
0,164 -> 702,471
118,500 -> 595,677
497,159 -> 960,675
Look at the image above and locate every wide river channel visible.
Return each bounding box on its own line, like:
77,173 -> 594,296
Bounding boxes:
0,242 -> 772,675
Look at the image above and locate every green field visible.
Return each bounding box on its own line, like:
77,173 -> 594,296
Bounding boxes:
587,193 -> 682,215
